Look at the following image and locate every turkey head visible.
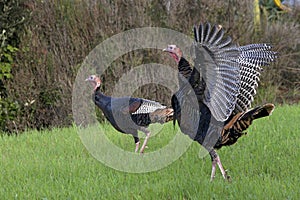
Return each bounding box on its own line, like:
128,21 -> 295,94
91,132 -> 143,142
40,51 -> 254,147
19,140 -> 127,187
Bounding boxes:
163,44 -> 182,63
85,75 -> 101,91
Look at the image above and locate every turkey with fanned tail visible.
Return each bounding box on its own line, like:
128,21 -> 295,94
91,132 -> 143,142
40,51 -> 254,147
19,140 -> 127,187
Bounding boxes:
86,75 -> 173,154
163,22 -> 277,180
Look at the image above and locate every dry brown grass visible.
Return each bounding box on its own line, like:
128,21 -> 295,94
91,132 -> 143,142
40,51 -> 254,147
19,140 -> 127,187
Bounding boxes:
5,0 -> 300,131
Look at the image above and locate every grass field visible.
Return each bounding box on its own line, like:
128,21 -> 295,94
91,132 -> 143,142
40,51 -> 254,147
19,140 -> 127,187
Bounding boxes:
1,104 -> 300,199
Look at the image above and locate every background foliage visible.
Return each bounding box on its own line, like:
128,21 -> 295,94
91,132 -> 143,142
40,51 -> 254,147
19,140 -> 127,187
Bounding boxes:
0,0 -> 29,131
1,0 -> 300,132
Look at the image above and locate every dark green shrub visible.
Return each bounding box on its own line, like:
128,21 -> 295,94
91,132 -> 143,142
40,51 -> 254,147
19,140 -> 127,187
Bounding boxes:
0,0 -> 29,131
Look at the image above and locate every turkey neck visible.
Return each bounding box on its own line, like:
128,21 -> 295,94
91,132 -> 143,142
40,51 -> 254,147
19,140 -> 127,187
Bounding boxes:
178,57 -> 205,99
178,57 -> 192,80
93,87 -> 111,109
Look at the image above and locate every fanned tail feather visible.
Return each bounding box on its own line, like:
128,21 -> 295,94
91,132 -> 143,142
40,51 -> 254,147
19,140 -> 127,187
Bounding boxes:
238,103 -> 275,122
216,103 -> 275,148
150,108 -> 174,124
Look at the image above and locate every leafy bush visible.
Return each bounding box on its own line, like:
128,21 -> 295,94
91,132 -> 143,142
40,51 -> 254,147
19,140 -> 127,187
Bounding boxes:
0,0 -> 29,131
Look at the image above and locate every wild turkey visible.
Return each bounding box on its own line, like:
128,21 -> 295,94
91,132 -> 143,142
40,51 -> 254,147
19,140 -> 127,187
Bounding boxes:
163,22 -> 277,180
85,75 -> 173,154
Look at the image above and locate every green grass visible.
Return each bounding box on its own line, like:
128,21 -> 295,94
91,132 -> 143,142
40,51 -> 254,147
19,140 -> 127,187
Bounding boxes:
1,104 -> 300,199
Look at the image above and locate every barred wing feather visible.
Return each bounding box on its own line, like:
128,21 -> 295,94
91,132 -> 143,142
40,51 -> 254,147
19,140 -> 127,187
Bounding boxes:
131,99 -> 166,114
193,22 -> 240,122
193,23 -> 277,121
234,44 -> 277,113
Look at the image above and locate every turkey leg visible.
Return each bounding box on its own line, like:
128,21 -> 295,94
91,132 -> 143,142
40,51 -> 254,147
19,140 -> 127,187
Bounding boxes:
209,150 -> 230,181
135,141 -> 140,153
139,127 -> 151,154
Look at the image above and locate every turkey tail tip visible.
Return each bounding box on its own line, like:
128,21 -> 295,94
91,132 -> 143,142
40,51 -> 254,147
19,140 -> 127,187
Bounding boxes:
263,103 -> 275,116
166,108 -> 174,122
239,103 -> 275,121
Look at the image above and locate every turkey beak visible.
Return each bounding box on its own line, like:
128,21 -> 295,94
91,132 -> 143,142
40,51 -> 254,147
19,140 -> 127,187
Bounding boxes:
163,46 -> 173,53
163,48 -> 169,52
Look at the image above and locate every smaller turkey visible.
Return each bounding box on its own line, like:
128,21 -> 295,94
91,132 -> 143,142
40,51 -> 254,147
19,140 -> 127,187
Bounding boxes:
85,75 -> 173,154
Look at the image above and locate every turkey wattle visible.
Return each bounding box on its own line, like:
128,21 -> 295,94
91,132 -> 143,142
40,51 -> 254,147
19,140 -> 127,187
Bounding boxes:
85,75 -> 173,154
163,22 -> 277,180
